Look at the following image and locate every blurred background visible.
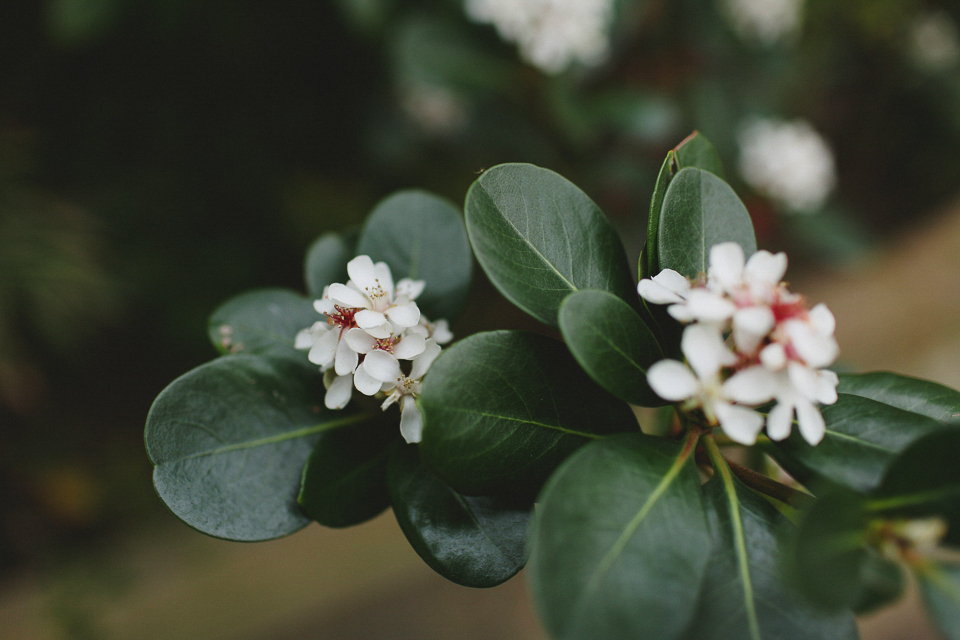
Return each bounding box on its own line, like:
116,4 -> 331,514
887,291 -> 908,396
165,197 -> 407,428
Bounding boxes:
2,0 -> 960,638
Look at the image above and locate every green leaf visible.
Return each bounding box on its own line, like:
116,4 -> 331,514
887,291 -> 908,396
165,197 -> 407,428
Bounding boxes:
642,151 -> 673,280
558,289 -> 665,406
687,471 -> 859,639
672,131 -> 726,180
418,330 -> 638,497
356,190 -> 472,321
145,355 -> 368,541
207,289 -> 317,357
773,394 -> 947,492
529,433 -> 709,640
304,231 -> 355,298
465,163 -> 637,327
658,167 -> 756,279
852,548 -> 906,614
388,443 -> 530,588
918,562 -> 960,640
298,417 -> 397,528
838,372 -> 960,424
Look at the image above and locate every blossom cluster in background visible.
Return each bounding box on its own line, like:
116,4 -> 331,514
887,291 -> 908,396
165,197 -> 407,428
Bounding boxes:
464,0 -> 614,74
907,11 -> 960,73
295,255 -> 452,443
722,0 -> 803,46
638,242 -> 839,446
737,117 -> 837,214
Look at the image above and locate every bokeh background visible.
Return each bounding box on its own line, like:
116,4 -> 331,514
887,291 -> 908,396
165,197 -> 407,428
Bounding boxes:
2,0 -> 960,638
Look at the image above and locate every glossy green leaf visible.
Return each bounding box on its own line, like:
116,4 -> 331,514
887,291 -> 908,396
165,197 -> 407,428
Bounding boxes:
558,289 -> 665,406
418,330 -> 638,497
687,475 -> 858,640
304,230 -> 355,298
918,562 -> 960,640
673,131 -> 725,179
207,288 -> 316,357
642,151 -> 673,280
838,372 -> 960,424
529,433 -> 709,640
388,443 -> 530,588
774,393 -> 946,492
298,417 -> 397,528
465,163 -> 637,327
658,167 -> 756,279
356,190 -> 472,321
146,355 -> 369,541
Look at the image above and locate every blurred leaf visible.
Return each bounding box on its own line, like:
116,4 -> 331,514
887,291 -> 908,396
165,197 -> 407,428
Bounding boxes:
918,562 -> 960,640
388,443 -> 530,588
304,231 -> 356,298
418,330 -> 638,497
146,355 -> 368,541
853,548 -> 906,614
558,289 -> 665,406
529,433 -> 709,640
774,394 -> 946,492
356,190 -> 472,321
658,167 -> 756,279
207,288 -> 316,357
838,372 -> 960,423
687,474 -> 859,639
465,163 -> 637,327
298,417 -> 397,528
47,0 -> 122,46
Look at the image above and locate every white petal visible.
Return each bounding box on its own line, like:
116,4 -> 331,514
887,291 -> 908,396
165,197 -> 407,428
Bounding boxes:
324,374 -> 354,409
722,365 -> 777,405
346,255 -> 378,291
374,261 -> 395,298
410,340 -> 442,379
760,343 -> 787,371
381,389 -> 401,410
714,401 -> 764,445
393,332 -> 426,360
667,304 -> 695,323
314,298 -> 336,315
795,399 -> 826,445
355,309 -> 387,329
295,327 -> 314,350
396,278 -> 426,300
682,324 -> 735,380
744,250 -> 787,286
787,361 -> 821,400
709,242 -> 746,291
327,282 -> 369,309
638,277 -> 685,305
686,289 -> 737,323
334,338 -> 359,376
766,401 -> 795,441
785,319 -> 839,368
308,327 -> 339,366
815,370 -> 839,405
733,306 -> 775,354
363,350 -> 402,382
353,366 -> 384,396
385,300 -> 421,328
647,360 -> 700,402
399,395 -> 424,444
344,327 -> 376,354
428,319 -> 453,344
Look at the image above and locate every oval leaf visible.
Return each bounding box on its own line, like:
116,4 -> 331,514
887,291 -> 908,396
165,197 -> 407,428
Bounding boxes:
673,131 -> 725,180
529,433 -> 710,640
207,288 -> 316,357
304,230 -> 356,298
838,371 -> 960,424
918,562 -> 960,640
465,163 -> 637,327
559,289 -> 665,406
146,355 -> 368,541
658,167 -> 756,279
642,151 -> 673,280
388,443 -> 530,588
356,190 -> 472,321
418,330 -> 638,497
298,416 -> 397,528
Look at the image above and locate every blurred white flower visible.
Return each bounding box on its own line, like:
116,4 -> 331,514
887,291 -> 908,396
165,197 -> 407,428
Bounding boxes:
464,0 -> 614,74
738,117 -> 836,213
722,0 -> 803,46
402,82 -> 469,136
907,11 -> 960,73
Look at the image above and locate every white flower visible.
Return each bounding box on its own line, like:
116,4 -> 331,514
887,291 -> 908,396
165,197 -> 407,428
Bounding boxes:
464,0 -> 614,74
737,117 -> 836,213
647,325 -> 775,445
381,340 -> 443,443
344,327 -> 427,396
907,12 -> 960,73
722,0 -> 803,46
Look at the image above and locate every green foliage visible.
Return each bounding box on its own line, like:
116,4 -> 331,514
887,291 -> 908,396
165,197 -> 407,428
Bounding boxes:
207,288 -> 316,357
304,231 -> 356,298
918,563 -> 960,640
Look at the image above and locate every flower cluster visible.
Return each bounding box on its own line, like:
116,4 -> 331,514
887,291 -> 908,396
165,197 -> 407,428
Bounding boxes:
638,242 -> 838,446
295,255 -> 452,444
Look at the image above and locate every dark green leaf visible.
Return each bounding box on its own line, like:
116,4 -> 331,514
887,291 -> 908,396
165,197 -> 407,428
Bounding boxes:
558,289 -> 665,406
146,355 -> 369,541
304,231 -> 355,298
418,330 -> 638,497
388,443 -> 530,588
298,417 -> 397,528
658,167 -> 756,279
688,474 -> 859,640
642,151 -> 673,280
774,394 -> 946,492
852,548 -> 906,614
465,163 -> 637,327
838,372 -> 960,424
672,131 -> 725,179
529,433 -> 709,640
207,289 -> 317,357
918,562 -> 960,640
356,190 -> 472,321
